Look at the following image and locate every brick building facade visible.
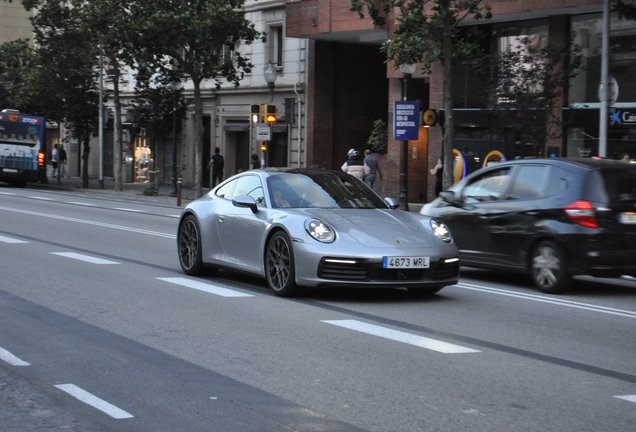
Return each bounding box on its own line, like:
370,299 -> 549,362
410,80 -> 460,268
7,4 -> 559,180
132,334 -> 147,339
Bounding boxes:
286,0 -> 635,203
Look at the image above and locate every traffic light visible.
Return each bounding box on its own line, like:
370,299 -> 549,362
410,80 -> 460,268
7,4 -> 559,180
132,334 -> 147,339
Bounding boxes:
260,141 -> 268,151
250,104 -> 261,123
265,104 -> 276,123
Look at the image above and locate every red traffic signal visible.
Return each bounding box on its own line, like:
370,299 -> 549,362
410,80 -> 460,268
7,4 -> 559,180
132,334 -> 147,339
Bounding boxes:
265,104 -> 276,123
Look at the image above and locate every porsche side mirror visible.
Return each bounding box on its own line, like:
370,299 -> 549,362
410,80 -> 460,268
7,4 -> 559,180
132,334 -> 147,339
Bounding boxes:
439,191 -> 457,203
232,195 -> 258,214
384,197 -> 400,210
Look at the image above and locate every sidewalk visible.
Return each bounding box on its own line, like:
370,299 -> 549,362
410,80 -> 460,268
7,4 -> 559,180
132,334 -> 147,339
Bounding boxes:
28,175 -> 425,212
28,176 -> 197,207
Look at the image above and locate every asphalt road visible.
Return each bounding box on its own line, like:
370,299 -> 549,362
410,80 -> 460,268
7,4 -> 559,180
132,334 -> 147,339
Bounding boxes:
1,184 -> 636,432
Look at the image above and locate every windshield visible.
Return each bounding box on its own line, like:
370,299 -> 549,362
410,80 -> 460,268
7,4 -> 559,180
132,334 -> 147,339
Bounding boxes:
266,171 -> 387,209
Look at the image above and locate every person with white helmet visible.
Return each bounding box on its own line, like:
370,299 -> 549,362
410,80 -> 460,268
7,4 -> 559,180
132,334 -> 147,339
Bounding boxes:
341,148 -> 370,181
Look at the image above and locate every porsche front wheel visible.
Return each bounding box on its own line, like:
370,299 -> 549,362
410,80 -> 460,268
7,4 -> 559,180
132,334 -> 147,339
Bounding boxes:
265,231 -> 299,297
178,215 -> 217,276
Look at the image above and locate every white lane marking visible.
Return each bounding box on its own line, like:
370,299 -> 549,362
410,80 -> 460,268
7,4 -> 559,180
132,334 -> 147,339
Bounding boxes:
156,277 -> 254,298
457,283 -> 636,319
28,196 -> 53,201
0,346 -> 31,366
322,320 -> 480,354
53,384 -> 134,419
51,252 -> 120,265
68,202 -> 97,206
0,192 -> 17,196
114,208 -> 146,213
0,206 -> 175,239
0,234 -> 28,244
615,395 -> 636,404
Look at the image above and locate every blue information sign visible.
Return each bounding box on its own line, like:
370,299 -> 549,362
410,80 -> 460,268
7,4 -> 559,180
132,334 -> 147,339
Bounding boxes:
393,100 -> 420,141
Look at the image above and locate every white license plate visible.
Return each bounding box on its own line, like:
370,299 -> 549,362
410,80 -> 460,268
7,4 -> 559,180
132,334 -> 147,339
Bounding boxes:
619,212 -> 636,224
383,256 -> 430,269
3,168 -> 18,173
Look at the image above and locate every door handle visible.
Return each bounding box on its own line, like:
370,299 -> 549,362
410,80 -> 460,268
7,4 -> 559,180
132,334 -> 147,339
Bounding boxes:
219,216 -> 226,222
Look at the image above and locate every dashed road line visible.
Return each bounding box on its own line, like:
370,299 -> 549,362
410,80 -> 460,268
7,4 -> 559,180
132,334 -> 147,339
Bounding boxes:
28,196 -> 53,201
68,202 -> 97,206
0,346 -> 30,366
51,252 -> 120,265
114,208 -> 146,213
615,395 -> 636,404
322,319 -> 481,354
53,384 -> 134,419
156,277 -> 254,298
0,234 -> 28,244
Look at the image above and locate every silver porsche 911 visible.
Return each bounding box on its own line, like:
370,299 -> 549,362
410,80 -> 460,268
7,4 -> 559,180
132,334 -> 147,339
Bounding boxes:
177,168 -> 460,296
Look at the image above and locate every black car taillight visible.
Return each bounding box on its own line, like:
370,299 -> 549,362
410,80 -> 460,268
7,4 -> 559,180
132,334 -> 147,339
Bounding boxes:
565,200 -> 598,228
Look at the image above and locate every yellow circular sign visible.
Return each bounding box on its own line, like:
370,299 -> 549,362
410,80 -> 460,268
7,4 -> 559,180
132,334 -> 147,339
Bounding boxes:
423,110 -> 436,126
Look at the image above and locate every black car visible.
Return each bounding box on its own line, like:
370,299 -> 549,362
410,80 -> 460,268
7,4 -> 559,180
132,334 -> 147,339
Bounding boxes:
421,158 -> 636,293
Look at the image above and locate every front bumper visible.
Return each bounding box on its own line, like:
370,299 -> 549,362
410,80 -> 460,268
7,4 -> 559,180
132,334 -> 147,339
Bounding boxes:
292,241 -> 460,288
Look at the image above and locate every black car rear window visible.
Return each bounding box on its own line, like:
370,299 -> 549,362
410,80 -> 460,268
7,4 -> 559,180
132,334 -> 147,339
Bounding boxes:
600,166 -> 636,203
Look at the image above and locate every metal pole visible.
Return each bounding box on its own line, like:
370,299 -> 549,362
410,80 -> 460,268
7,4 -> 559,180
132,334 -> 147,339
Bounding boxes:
98,44 -> 104,189
169,89 -> 178,197
399,73 -> 411,212
599,0 -> 610,158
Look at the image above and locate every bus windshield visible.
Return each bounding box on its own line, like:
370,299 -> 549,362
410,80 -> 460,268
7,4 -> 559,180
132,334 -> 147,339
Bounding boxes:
0,112 -> 45,173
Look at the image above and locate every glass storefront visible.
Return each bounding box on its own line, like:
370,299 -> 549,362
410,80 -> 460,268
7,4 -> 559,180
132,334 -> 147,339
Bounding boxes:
568,13 -> 636,159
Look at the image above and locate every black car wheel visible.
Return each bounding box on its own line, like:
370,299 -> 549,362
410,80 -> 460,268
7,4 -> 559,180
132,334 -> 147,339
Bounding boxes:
178,215 -> 217,276
265,231 -> 299,297
531,241 -> 571,294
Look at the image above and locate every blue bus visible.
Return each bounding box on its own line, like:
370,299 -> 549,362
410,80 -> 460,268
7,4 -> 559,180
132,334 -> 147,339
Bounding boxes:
0,110 -> 46,187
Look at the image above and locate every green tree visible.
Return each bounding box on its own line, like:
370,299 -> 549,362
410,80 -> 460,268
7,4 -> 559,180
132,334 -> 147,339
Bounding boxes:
350,0 -> 491,190
471,37 -> 583,157
128,0 -> 263,197
21,0 -> 101,187
0,39 -> 40,113
615,0 -> 636,19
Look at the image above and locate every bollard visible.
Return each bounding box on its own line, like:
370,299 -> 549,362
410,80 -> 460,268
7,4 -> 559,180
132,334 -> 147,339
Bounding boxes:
176,174 -> 182,207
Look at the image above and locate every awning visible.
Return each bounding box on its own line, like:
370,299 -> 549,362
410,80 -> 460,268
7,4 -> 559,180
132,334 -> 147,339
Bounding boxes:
224,122 -> 249,132
272,124 -> 288,133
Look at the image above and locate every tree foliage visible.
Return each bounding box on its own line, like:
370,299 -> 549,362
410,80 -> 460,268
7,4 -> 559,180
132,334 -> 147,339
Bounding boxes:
128,0 -> 264,197
350,0 -> 491,190
471,37 -> 583,155
615,0 -> 636,19
0,39 -> 39,113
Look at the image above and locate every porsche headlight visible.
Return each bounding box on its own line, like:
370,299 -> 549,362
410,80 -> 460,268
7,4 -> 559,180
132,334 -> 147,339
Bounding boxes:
305,219 -> 335,243
430,219 -> 452,243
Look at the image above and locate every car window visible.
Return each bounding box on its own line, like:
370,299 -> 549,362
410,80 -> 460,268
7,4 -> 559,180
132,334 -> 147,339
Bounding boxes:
600,166 -> 636,203
266,171 -> 387,209
462,168 -> 511,203
232,175 -> 266,206
215,179 -> 235,199
507,165 -> 550,200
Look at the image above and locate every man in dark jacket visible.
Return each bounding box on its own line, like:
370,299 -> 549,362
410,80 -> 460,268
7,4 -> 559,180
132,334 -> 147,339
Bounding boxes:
207,147 -> 224,187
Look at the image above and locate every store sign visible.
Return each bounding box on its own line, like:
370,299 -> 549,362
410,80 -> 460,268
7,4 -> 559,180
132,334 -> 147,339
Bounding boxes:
393,101 -> 420,141
609,109 -> 636,127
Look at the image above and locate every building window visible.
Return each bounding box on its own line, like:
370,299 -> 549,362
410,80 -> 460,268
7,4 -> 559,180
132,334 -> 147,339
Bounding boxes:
268,24 -> 284,69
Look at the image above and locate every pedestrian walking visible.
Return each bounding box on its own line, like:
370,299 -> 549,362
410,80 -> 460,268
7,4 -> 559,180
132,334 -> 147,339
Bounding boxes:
249,154 -> 261,170
430,159 -> 443,197
59,144 -> 68,178
363,149 -> 383,189
207,147 -> 225,187
341,149 -> 370,181
50,144 -> 59,178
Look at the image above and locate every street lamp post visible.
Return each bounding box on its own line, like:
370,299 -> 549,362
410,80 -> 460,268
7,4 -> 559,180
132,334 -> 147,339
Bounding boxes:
399,63 -> 416,212
168,81 -> 180,197
262,63 -> 278,168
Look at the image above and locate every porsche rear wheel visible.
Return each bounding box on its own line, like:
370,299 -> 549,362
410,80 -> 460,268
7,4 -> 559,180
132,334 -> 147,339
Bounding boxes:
531,240 -> 570,294
178,215 -> 217,276
265,231 -> 299,297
